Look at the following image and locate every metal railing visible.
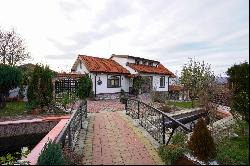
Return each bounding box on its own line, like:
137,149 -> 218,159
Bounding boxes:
125,98 -> 192,144
54,100 -> 87,151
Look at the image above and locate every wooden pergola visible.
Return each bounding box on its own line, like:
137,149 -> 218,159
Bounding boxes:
52,72 -> 85,99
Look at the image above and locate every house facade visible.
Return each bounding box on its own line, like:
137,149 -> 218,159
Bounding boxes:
71,54 -> 175,99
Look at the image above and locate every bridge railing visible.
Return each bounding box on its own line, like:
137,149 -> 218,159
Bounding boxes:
54,100 -> 87,151
125,98 -> 192,144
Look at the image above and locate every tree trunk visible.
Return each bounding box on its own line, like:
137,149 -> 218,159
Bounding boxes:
0,93 -> 6,109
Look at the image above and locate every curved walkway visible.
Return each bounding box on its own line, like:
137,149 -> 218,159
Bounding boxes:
82,111 -> 163,165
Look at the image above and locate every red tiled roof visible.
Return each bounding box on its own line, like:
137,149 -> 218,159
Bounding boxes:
128,63 -> 175,76
79,55 -> 130,74
169,85 -> 184,92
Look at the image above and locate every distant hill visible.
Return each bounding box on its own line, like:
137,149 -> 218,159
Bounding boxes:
215,76 -> 228,85
17,63 -> 57,73
17,63 -> 36,72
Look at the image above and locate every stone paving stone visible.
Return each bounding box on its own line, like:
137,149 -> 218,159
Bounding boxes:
81,110 -> 163,165
87,99 -> 125,113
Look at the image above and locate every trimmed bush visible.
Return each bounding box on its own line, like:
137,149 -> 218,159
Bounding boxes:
188,118 -> 216,162
38,141 -> 65,165
171,132 -> 188,146
158,132 -> 188,165
158,144 -> 187,165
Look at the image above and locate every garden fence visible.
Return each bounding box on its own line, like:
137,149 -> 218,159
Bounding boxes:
54,100 -> 87,151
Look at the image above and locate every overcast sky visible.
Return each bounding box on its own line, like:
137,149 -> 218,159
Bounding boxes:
0,0 -> 249,76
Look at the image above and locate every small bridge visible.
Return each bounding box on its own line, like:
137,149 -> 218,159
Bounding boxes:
125,98 -> 207,145
25,98 -> 208,165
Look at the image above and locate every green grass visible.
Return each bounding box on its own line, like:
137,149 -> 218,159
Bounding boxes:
216,121 -> 249,165
0,101 -> 27,116
168,101 -> 193,109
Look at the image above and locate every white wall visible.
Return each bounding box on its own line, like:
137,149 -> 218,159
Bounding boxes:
76,60 -> 89,74
153,75 -> 169,91
140,74 -> 169,91
111,57 -> 137,74
92,73 -> 129,94
75,57 -> 170,94
75,59 -> 129,94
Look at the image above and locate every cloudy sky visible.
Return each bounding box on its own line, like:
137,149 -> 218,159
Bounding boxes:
0,0 -> 249,76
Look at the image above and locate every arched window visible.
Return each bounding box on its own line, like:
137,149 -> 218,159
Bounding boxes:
107,75 -> 121,88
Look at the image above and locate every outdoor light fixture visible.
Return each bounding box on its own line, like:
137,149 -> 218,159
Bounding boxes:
97,77 -> 102,85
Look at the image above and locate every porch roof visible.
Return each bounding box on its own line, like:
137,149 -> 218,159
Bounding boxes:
78,55 -> 130,74
55,72 -> 84,79
169,85 -> 184,92
128,63 -> 175,77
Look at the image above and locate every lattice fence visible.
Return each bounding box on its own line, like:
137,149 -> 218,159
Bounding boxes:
54,78 -> 78,99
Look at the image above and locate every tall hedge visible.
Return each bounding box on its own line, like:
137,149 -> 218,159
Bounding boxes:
77,74 -> 92,99
27,64 -> 53,108
0,64 -> 21,108
227,62 -> 249,122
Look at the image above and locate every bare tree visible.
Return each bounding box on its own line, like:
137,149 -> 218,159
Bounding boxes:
0,28 -> 30,66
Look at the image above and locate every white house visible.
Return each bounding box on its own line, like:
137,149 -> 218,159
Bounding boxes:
71,54 -> 175,99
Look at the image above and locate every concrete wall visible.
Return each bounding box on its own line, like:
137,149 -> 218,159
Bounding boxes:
8,86 -> 28,102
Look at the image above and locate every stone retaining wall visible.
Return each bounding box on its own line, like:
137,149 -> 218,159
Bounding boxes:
0,116 -> 70,138
0,121 -> 58,138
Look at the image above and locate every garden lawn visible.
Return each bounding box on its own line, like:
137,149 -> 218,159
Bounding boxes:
168,101 -> 193,109
216,121 -> 249,165
0,101 -> 27,116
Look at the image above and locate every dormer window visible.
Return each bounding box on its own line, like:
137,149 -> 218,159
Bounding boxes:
80,61 -> 82,69
149,62 -> 153,66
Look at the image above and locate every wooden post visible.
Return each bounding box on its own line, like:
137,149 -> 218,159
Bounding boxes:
138,101 -> 140,119
162,115 -> 166,144
85,100 -> 87,118
166,128 -> 176,145
125,99 -> 128,115
68,125 -> 72,150
80,105 -> 83,129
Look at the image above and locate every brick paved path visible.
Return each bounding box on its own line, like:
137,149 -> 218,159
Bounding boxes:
82,111 -> 163,165
87,100 -> 124,113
